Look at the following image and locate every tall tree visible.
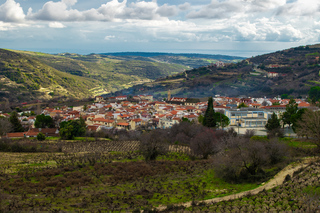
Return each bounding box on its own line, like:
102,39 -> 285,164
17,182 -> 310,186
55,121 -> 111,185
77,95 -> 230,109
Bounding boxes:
265,113 -> 281,131
34,114 -> 55,128
281,99 -> 298,128
9,111 -> 24,132
59,117 -> 86,140
214,112 -> 230,128
308,86 -> 320,103
203,97 -> 216,128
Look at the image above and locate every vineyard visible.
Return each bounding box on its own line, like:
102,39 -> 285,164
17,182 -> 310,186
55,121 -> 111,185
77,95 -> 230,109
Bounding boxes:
0,136 -> 318,212
169,160 -> 320,212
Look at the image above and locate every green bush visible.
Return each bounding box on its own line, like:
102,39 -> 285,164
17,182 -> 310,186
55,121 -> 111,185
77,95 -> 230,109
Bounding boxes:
37,132 -> 46,141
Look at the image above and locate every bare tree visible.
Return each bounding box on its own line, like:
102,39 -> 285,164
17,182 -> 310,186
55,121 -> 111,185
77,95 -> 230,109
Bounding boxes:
139,129 -> 169,161
0,117 -> 12,136
244,129 -> 256,139
213,137 -> 273,182
296,109 -> 320,147
190,128 -> 221,159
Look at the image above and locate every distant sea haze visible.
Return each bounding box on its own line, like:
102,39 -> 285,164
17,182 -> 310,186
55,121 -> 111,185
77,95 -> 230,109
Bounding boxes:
28,48 -> 271,58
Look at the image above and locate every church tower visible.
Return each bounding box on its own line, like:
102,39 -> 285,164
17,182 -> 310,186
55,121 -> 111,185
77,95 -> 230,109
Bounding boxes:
167,90 -> 171,101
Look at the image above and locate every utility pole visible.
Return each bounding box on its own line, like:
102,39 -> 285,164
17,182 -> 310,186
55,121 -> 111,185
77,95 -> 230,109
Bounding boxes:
237,109 -> 240,134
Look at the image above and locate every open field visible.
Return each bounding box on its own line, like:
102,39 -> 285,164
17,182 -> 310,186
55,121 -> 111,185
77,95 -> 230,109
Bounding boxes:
0,137 -> 318,212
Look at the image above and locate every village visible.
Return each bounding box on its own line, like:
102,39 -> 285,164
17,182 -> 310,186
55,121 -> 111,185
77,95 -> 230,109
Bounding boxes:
2,92 -> 312,139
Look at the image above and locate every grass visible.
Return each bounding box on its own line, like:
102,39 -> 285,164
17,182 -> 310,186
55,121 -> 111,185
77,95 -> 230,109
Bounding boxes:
285,139 -> 316,148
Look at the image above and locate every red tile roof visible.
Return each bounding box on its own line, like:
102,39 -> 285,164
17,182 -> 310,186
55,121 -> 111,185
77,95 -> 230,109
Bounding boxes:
6,132 -> 26,138
117,122 -> 129,126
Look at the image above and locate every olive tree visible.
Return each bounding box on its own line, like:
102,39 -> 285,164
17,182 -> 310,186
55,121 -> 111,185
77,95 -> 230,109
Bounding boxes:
139,129 -> 169,161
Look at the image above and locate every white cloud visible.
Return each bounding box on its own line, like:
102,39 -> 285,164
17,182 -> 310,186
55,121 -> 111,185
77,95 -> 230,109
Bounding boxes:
26,0 -> 177,22
62,0 -> 77,7
0,21 -> 13,31
49,22 -> 66,28
0,0 -> 25,22
104,35 -> 115,40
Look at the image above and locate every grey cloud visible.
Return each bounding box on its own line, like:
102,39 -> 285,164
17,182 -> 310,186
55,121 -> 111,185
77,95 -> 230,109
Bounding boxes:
178,2 -> 191,11
250,0 -> 286,12
275,0 -> 320,16
187,0 -> 244,19
156,4 -> 178,17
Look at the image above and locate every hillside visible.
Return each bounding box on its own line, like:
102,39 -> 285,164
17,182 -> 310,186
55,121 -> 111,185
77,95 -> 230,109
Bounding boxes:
0,49 -> 102,103
109,44 -> 320,99
0,49 -> 188,103
100,52 -> 245,68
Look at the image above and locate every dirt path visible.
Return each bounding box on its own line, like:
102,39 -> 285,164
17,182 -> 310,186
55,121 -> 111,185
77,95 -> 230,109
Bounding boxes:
156,157 -> 318,211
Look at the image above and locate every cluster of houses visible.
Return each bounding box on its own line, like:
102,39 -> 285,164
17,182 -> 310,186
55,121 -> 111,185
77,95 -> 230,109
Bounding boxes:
2,94 -> 312,138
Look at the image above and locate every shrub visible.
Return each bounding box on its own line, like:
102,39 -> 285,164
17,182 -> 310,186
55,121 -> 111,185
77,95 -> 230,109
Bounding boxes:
37,132 -> 46,141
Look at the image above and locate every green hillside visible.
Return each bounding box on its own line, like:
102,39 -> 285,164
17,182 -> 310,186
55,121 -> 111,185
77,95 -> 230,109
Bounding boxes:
0,49 -> 102,103
0,49 -> 188,102
110,44 -> 320,99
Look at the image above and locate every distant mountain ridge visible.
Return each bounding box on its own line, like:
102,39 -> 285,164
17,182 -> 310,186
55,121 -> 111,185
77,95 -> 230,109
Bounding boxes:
100,52 -> 245,68
108,44 -> 320,99
100,52 -> 245,60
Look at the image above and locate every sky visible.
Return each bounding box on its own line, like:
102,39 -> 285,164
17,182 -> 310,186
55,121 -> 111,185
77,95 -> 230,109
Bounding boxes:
0,0 -> 319,57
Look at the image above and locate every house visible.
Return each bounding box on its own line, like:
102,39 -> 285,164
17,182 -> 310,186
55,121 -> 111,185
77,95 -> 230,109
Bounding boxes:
158,117 -> 180,129
87,125 -> 102,132
25,128 -> 60,137
116,122 -> 130,130
116,96 -> 127,101
212,61 -> 224,67
167,97 -> 187,105
6,132 -> 26,138
130,118 -> 143,130
91,118 -> 115,127
268,64 -> 280,68
95,96 -> 104,102
268,72 -> 279,78
6,128 -> 60,138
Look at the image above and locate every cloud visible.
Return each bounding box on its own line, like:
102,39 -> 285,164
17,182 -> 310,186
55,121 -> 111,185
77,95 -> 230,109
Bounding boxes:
0,0 -> 25,22
178,2 -> 191,11
104,35 -> 115,40
187,0 -> 244,19
26,0 -> 177,22
250,0 -> 286,12
49,22 -> 66,28
121,1 -> 160,20
62,0 -> 77,6
276,0 -> 320,16
156,4 -> 178,17
28,1 -> 82,21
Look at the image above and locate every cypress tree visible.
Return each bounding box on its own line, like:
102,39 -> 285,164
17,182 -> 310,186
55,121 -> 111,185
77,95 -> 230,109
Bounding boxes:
265,112 -> 280,131
203,97 -> 216,127
9,111 -> 24,132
